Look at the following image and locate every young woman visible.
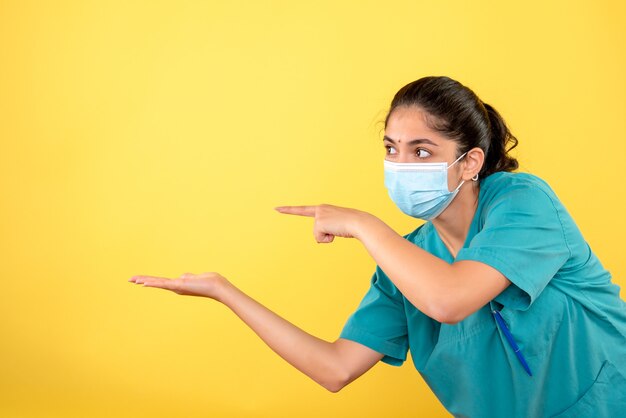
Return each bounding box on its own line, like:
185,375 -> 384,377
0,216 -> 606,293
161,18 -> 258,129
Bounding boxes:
129,76 -> 626,417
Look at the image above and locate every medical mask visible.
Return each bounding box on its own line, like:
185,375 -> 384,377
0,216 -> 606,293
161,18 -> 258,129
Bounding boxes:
384,153 -> 467,220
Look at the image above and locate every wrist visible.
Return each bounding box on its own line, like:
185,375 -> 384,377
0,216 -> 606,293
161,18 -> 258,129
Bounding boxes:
352,210 -> 381,241
212,275 -> 234,304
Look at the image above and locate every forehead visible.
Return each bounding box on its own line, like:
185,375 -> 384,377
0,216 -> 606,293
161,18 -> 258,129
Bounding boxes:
385,106 -> 437,139
384,106 -> 456,148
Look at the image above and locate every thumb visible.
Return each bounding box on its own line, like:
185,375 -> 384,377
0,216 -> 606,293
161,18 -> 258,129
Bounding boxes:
315,231 -> 335,243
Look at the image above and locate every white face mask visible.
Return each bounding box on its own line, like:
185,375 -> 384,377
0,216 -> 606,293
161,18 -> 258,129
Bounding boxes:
383,152 -> 467,220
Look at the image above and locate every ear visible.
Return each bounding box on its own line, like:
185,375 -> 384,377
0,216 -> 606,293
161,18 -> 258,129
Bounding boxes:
462,147 -> 484,181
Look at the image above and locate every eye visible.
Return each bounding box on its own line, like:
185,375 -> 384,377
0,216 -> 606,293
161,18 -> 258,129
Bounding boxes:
416,148 -> 432,158
385,145 -> 397,155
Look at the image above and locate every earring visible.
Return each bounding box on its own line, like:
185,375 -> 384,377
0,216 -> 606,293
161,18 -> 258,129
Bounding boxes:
472,174 -> 479,181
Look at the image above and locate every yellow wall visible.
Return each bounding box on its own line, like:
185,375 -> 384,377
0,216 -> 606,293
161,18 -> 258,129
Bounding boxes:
1,1 -> 624,417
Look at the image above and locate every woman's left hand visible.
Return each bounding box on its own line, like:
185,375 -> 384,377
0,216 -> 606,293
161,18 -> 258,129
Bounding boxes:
274,204 -> 372,243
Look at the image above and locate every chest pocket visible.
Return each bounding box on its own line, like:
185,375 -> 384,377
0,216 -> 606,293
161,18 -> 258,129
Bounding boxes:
436,305 -> 495,345
434,283 -> 566,359
493,284 -> 566,359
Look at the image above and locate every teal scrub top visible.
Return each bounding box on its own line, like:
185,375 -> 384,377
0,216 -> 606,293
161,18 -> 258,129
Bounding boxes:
340,171 -> 626,418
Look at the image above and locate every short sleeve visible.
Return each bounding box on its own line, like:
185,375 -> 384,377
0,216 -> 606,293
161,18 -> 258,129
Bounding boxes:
339,266 -> 409,366
455,183 -> 571,311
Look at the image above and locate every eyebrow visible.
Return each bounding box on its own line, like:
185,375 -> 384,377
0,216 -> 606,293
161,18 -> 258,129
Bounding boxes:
383,136 -> 438,146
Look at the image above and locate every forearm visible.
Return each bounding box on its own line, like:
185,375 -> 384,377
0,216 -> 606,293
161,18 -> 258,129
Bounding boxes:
355,215 -> 458,322
216,280 -> 348,392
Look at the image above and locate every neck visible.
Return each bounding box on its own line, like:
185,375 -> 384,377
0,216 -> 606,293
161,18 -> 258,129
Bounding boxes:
431,182 -> 480,258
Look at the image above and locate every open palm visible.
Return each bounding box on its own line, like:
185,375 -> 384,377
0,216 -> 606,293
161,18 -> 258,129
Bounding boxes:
128,272 -> 226,299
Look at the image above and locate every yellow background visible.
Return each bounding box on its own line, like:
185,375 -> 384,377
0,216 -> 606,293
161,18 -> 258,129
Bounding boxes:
1,1 -> 625,417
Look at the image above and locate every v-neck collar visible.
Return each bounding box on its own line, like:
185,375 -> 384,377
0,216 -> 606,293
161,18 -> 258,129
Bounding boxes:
430,185 -> 485,262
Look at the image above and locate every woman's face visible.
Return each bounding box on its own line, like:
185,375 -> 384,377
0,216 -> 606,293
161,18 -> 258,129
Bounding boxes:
384,105 -> 465,191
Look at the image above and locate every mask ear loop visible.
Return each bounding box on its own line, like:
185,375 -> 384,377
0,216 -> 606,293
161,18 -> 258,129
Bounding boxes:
449,152 -> 469,193
455,174 -> 478,192
452,179 -> 466,193
448,152 -> 468,168
451,153 -> 480,183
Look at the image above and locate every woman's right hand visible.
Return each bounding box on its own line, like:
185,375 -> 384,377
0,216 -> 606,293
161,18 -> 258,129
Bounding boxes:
128,272 -> 229,300
128,270 -> 382,392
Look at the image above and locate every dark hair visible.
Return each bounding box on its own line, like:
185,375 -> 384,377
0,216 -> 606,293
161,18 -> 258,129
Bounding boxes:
384,76 -> 518,178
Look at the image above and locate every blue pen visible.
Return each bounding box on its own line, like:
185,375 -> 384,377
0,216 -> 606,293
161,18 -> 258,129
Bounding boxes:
492,310 -> 533,376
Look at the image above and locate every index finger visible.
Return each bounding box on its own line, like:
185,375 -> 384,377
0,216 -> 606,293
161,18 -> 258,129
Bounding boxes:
129,275 -> 171,283
274,205 -> 316,217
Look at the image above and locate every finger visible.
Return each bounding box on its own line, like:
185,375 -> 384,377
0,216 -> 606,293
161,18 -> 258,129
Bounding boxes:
129,275 -> 155,283
274,206 -> 316,217
143,278 -> 180,291
179,272 -> 195,279
131,275 -> 170,284
129,275 -> 152,283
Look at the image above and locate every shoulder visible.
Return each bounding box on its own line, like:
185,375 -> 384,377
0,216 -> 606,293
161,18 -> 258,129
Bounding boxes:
481,171 -> 555,197
479,171 -> 562,214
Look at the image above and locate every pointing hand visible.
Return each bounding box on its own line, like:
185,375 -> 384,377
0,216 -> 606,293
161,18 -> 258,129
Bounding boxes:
274,204 -> 370,243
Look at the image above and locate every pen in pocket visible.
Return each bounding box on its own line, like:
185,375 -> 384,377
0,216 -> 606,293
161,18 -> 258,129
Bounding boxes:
492,310 -> 533,377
